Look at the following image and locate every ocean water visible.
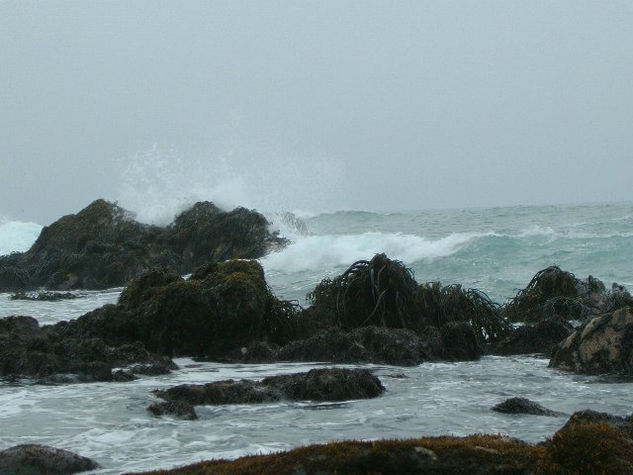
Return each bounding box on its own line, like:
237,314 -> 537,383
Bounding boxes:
1,201 -> 632,473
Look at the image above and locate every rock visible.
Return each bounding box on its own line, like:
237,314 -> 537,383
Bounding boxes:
64,260 -> 307,359
306,254 -> 510,352
133,434 -> 541,474
277,326 -> 428,365
0,444 -> 98,475
147,401 -> 198,420
9,291 -> 80,301
439,322 -> 482,361
150,368 -> 385,416
168,202 -> 286,269
539,410 -> 633,473
0,199 -> 285,291
0,316 -> 175,383
490,318 -> 573,356
263,368 -> 385,402
492,397 -> 562,416
549,306 -> 633,375
502,266 -> 632,324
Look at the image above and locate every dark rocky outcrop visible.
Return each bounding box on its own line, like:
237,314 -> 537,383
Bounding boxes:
0,444 -> 98,475
502,266 -> 633,323
149,368 -> 385,419
490,318 -> 573,356
549,306 -> 633,375
61,260 -> 310,360
0,199 -> 285,291
304,254 -> 506,362
277,327 -> 427,366
492,397 -> 563,416
0,315 -> 176,383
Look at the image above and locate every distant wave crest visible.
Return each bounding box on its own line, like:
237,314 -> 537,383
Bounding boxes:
0,220 -> 43,256
260,231 -> 492,273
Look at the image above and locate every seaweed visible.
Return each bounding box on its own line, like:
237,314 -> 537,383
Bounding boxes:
308,253 -> 418,330
502,266 -> 580,322
415,283 -> 510,344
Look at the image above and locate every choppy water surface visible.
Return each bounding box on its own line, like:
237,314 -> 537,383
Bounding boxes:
2,356 -> 633,473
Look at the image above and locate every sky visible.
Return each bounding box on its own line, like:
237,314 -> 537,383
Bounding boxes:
1,0 -> 632,224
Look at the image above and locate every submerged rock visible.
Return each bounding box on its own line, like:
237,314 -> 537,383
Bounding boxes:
0,199 -> 285,291
549,306 -> 633,375
492,397 -> 562,416
149,368 -> 385,418
0,444 -> 98,475
10,291 -> 80,301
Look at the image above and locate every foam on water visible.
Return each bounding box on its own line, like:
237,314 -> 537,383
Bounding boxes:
261,231 -> 492,274
2,357 -> 633,473
0,219 -> 42,255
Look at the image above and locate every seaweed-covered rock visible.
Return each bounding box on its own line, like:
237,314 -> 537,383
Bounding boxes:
307,253 -> 419,330
263,368 -> 385,401
64,260 -> 308,359
277,326 -> 428,365
438,321 -> 482,361
0,316 -> 175,383
490,318 -> 573,356
492,397 -> 562,416
415,283 -> 510,344
539,410 -> 633,473
135,435 -> 541,474
306,254 -> 510,354
0,199 -> 285,291
502,266 -> 632,323
549,306 -> 633,375
0,444 -> 99,474
168,202 -> 283,269
150,368 -> 384,416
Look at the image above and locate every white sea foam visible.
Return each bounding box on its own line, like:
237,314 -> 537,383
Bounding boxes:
516,225 -> 557,238
260,231 -> 490,273
0,219 -> 42,255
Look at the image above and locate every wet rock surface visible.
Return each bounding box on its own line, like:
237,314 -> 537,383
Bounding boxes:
60,260 -> 309,360
0,315 -> 176,383
492,397 -> 563,416
490,318 -> 573,356
149,368 -> 385,419
549,306 -> 633,375
10,291 -> 81,301
0,199 -> 285,291
0,444 -> 99,475
502,266 -> 633,324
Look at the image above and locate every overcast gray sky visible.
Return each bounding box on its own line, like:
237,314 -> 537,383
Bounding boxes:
2,0 -> 632,224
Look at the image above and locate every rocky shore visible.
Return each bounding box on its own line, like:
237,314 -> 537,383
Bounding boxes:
2,200 -> 633,473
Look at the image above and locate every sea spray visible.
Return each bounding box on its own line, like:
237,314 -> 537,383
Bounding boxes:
115,144 -> 349,225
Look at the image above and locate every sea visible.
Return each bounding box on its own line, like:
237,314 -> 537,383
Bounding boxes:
1,201 -> 632,473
